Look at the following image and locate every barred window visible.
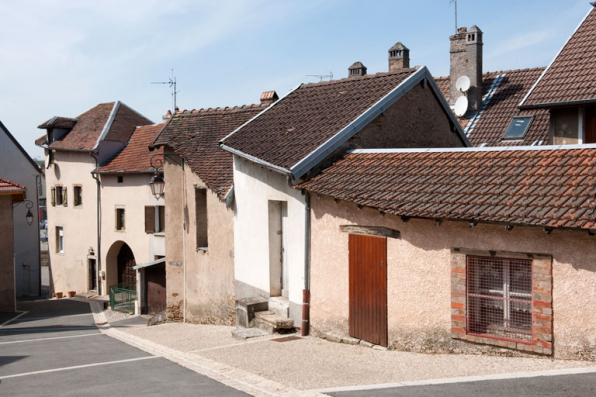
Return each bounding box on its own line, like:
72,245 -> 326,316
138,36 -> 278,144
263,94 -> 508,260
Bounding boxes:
467,256 -> 532,343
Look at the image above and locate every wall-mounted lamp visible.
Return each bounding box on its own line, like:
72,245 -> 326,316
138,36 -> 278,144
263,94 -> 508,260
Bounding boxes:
148,153 -> 184,200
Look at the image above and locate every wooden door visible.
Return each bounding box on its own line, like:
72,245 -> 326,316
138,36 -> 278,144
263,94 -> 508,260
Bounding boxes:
117,244 -> 136,286
349,234 -> 388,347
585,106 -> 596,144
145,263 -> 166,314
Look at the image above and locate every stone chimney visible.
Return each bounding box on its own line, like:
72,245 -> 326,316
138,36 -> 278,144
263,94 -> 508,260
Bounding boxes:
348,62 -> 367,78
450,26 -> 483,113
260,91 -> 279,106
388,42 -> 410,71
162,109 -> 172,122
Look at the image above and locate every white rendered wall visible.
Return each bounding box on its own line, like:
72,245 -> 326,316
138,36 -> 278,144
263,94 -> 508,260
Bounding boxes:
0,125 -> 40,296
233,155 -> 306,323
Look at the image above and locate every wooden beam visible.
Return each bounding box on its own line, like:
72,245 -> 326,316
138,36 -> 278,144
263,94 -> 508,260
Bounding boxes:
340,225 -> 400,239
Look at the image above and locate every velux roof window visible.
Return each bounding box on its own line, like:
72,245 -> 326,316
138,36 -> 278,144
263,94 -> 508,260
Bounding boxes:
502,116 -> 533,140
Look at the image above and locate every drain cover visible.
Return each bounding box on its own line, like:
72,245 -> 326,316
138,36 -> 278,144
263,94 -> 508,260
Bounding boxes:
271,336 -> 301,343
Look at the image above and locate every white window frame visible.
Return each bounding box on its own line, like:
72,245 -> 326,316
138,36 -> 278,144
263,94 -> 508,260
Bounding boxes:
56,226 -> 64,253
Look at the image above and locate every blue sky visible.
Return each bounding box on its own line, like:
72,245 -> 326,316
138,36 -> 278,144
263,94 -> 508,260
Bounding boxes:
0,0 -> 591,158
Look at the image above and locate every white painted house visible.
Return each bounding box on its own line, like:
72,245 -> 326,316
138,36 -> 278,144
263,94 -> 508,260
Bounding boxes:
221,63 -> 469,329
0,120 -> 41,297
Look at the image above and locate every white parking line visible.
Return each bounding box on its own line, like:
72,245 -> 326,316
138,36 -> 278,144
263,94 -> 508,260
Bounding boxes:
313,366 -> 596,393
190,336 -> 278,353
0,356 -> 158,379
0,312 -> 28,328
0,332 -> 102,345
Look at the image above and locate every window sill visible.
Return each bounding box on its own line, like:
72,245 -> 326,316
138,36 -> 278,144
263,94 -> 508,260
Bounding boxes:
197,247 -> 208,253
154,232 -> 165,237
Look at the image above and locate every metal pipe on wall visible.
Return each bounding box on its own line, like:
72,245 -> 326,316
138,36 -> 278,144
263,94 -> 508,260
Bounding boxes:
302,190 -> 311,336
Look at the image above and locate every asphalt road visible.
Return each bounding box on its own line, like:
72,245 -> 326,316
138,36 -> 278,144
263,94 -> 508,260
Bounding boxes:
0,299 -> 249,396
330,373 -> 596,397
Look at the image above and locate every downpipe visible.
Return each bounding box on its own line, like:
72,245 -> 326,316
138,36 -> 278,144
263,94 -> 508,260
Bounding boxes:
90,153 -> 102,295
302,190 -> 311,336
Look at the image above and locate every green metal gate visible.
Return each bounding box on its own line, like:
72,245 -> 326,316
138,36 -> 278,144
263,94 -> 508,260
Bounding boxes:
109,282 -> 137,313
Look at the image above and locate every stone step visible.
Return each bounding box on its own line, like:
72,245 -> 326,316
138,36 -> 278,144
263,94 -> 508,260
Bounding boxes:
254,311 -> 294,334
268,296 -> 290,317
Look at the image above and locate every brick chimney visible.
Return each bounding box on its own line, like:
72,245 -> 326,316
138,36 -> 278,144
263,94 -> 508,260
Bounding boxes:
450,26 -> 483,113
388,42 -> 410,71
162,109 -> 172,122
348,62 -> 367,78
260,91 -> 279,106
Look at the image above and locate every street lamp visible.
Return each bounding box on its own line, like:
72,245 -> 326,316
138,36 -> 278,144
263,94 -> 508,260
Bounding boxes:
17,200 -> 35,226
148,153 -> 183,200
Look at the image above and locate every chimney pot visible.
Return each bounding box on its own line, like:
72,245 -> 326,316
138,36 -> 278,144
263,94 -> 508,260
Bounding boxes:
348,62 -> 367,78
162,109 -> 172,122
260,91 -> 279,106
388,42 -> 410,71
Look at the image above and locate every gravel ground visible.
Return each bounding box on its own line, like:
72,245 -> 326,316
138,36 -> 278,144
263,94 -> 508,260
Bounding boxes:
104,308 -> 135,323
121,323 -> 596,391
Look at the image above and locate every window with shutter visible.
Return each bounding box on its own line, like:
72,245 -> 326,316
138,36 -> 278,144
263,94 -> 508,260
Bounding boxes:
62,186 -> 67,207
51,187 -> 56,206
145,206 -> 155,233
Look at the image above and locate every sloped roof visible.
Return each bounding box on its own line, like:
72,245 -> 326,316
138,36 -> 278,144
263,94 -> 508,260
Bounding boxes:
153,105 -> 266,199
96,124 -> 165,173
435,68 -> 550,147
521,6 -> 596,108
37,102 -> 152,151
297,146 -> 596,230
37,117 -> 77,129
222,67 -> 462,177
0,177 -> 26,202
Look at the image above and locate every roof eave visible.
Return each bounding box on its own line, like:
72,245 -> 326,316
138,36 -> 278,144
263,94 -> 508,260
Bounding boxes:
519,98 -> 596,110
221,144 -> 290,175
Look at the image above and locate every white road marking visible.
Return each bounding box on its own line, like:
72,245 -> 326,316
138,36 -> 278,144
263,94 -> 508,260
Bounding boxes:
0,311 -> 28,328
0,332 -> 102,345
190,336 -> 278,353
0,356 -> 158,379
313,366 -> 596,393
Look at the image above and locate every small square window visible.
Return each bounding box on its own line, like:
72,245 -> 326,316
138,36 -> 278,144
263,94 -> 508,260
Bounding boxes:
503,116 -> 533,140
117,176 -> 124,183
116,208 -> 125,231
55,186 -> 63,205
74,186 -> 82,206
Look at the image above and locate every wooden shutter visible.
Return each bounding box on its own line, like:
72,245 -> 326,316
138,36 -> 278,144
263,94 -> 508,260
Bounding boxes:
62,186 -> 67,207
145,206 -> 155,233
50,187 -> 56,206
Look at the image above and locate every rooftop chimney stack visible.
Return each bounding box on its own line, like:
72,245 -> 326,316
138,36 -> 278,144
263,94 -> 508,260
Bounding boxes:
348,62 -> 367,78
162,109 -> 172,122
260,91 -> 279,106
388,42 -> 410,71
450,26 -> 483,113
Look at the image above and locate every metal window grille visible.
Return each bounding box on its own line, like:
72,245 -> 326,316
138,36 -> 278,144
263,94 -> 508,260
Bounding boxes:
467,256 -> 533,343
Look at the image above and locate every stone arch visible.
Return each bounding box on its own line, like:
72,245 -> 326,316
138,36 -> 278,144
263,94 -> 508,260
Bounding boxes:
105,241 -> 137,288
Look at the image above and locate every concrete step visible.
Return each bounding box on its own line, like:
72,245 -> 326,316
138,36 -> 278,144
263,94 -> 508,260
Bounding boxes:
232,327 -> 270,340
268,296 -> 290,317
254,311 -> 294,334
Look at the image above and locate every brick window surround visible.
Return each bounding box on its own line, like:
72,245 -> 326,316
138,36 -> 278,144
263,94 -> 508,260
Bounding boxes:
451,249 -> 553,355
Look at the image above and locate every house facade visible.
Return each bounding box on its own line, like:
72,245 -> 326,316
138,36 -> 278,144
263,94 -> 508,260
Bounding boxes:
35,101 -> 153,299
299,146 -> 596,360
0,178 -> 27,312
0,121 -> 42,297
152,100 -> 268,324
221,60 -> 469,328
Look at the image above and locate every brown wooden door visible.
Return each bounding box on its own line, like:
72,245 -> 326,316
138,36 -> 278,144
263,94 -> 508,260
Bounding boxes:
117,244 -> 136,286
145,263 -> 166,314
349,234 -> 388,347
585,106 -> 596,144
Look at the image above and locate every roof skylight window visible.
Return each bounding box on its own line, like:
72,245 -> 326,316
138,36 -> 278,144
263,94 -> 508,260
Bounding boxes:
503,116 -> 533,140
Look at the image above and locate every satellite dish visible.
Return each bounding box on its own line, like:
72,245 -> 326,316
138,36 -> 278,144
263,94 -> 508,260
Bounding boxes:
456,76 -> 471,93
454,96 -> 469,117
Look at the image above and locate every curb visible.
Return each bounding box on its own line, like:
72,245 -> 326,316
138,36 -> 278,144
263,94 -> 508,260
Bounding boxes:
86,300 -> 328,397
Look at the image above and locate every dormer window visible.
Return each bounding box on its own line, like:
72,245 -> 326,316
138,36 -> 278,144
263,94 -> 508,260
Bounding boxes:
503,116 -> 534,140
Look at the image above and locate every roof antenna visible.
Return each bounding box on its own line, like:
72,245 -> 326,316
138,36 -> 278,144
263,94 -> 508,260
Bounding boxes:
450,0 -> 458,34
152,69 -> 179,112
306,72 -> 333,82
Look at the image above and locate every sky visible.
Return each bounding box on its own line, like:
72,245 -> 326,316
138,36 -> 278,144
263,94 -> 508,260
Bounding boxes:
0,0 -> 591,159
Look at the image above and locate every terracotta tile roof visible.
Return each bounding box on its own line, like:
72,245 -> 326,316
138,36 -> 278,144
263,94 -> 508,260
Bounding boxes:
153,105 -> 267,199
37,117 -> 77,129
96,124 -> 165,173
435,69 -> 550,146
0,177 -> 26,202
522,7 -> 596,108
221,69 -> 419,171
38,102 -> 152,151
297,147 -> 596,230
35,134 -> 47,146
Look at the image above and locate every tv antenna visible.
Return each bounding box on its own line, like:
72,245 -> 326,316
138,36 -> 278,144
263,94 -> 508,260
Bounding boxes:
152,69 -> 179,112
450,0 -> 458,34
306,72 -> 333,82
